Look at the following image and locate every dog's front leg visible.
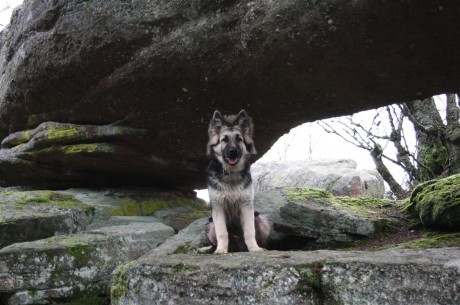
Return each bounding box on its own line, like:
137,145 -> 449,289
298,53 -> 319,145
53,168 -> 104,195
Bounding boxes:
240,205 -> 263,252
212,207 -> 229,254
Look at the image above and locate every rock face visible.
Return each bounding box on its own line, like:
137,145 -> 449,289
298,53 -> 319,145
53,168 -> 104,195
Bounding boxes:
252,159 -> 385,197
0,223 -> 174,305
1,0 -> 460,188
404,174 -> 460,230
0,188 -> 208,304
0,190 -> 94,248
110,248 -> 460,305
277,188 -> 398,244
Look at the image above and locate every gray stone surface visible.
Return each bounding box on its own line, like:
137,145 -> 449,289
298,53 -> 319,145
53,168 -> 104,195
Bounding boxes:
0,205 -> 91,248
0,222 -> 175,305
278,196 -> 396,243
110,247 -> 460,305
1,0 -> 460,188
150,217 -> 210,256
252,159 -> 385,198
322,247 -> 460,305
0,190 -> 94,248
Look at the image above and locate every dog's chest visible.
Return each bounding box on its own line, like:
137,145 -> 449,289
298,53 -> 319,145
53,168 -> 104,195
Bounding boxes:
209,176 -> 253,205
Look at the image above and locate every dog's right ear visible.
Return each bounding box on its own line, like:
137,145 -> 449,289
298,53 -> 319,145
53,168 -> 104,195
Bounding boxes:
207,110 -> 224,156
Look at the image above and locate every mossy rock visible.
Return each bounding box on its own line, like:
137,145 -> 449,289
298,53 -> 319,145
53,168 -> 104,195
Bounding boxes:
403,174 -> 460,230
0,190 -> 95,215
285,187 -> 395,219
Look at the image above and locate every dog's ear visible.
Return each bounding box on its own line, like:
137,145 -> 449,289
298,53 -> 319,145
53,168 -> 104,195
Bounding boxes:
207,110 -> 224,156
236,110 -> 257,155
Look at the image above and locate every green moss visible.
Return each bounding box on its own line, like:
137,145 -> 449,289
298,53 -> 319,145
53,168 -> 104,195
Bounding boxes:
286,187 -> 395,219
46,126 -> 81,141
111,261 -> 137,302
106,196 -> 207,217
173,242 -> 193,254
64,241 -> 91,265
286,188 -> 333,201
403,174 -> 460,229
36,143 -> 115,155
172,263 -> 199,276
3,190 -> 96,215
386,231 -> 460,250
418,144 -> 449,180
296,261 -> 327,303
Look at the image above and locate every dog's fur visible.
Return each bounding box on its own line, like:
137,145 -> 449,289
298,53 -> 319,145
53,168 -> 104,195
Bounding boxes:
206,110 -> 270,254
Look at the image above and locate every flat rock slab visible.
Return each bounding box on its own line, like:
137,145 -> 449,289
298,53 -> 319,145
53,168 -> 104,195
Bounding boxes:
0,222 -> 174,305
111,247 -> 460,305
277,188 -> 399,244
0,190 -> 94,248
0,207 -> 90,249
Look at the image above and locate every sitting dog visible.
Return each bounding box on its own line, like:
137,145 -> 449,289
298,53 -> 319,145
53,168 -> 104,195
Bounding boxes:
205,109 -> 270,254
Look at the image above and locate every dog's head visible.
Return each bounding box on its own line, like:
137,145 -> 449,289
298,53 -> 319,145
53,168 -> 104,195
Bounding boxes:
207,110 -> 256,170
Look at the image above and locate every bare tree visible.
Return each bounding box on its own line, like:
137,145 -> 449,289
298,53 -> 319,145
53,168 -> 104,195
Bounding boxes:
319,94 -> 460,198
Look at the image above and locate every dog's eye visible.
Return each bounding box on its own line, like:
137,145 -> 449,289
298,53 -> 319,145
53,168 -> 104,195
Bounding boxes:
236,136 -> 243,143
221,137 -> 229,143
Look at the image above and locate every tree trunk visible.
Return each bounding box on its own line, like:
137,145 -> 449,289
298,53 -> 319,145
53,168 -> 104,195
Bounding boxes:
370,143 -> 405,198
446,94 -> 460,174
404,98 -> 448,181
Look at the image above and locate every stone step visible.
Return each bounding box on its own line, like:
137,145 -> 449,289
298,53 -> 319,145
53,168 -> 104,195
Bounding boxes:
110,247 -> 460,305
0,190 -> 95,249
0,222 -> 175,305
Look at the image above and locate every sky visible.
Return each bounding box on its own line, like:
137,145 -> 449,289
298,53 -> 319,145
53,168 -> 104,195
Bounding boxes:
0,0 -> 23,30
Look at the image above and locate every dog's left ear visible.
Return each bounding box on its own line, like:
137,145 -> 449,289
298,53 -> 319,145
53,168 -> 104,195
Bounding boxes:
207,110 -> 224,156
236,110 -> 257,155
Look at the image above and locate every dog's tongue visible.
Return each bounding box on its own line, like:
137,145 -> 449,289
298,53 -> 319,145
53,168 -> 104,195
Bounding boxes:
227,158 -> 238,165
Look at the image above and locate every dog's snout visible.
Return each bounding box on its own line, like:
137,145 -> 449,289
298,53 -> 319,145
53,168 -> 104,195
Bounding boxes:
229,147 -> 238,154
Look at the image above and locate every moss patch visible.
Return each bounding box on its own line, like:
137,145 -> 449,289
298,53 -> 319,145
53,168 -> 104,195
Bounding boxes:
286,187 -> 395,219
385,231 -> 460,250
0,190 -> 95,215
106,196 -> 207,217
111,261 -> 137,302
286,188 -> 333,201
64,241 -> 91,265
403,174 -> 460,230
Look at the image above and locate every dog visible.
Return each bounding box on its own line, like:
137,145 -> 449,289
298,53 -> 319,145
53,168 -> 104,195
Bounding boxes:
205,109 -> 270,254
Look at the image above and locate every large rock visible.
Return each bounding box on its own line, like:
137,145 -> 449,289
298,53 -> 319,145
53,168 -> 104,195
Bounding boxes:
403,174 -> 460,230
0,222 -> 175,305
276,188 -> 399,245
252,159 -> 385,197
110,248 -> 460,305
0,190 -> 94,248
61,187 -> 209,231
1,0 -> 460,188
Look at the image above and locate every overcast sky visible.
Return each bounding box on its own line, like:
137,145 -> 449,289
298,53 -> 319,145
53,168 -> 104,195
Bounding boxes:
0,0 -> 23,31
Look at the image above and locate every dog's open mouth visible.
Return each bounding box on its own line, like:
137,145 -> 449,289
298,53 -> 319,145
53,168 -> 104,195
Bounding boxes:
226,158 -> 239,165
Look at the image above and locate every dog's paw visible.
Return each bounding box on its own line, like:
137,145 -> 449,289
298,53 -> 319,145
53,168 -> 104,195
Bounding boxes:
248,246 -> 265,252
214,248 -> 228,254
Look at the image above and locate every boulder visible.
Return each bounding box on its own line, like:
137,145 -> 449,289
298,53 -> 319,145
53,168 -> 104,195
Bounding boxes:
0,222 -> 175,305
277,188 -> 399,244
252,159 -> 385,197
61,187 -> 209,231
110,247 -> 460,305
403,174 -> 460,230
1,0 -> 460,188
0,190 -> 94,248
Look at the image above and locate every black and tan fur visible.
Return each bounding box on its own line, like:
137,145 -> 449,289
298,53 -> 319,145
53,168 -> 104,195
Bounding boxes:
206,110 -> 270,254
